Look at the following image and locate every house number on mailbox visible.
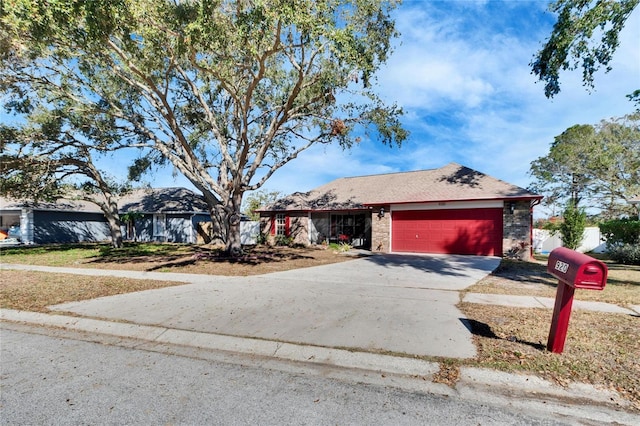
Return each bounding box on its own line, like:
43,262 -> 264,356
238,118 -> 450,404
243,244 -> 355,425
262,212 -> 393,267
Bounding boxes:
554,260 -> 569,274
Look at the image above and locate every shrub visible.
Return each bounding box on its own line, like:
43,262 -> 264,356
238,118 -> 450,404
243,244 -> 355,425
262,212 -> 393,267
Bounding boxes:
274,235 -> 294,247
328,242 -> 352,252
256,232 -> 268,245
607,244 -> 640,265
559,202 -> 586,250
599,218 -> 640,249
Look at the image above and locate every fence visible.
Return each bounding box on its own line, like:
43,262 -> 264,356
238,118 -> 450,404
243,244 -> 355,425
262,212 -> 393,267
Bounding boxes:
533,227 -> 606,254
197,221 -> 260,245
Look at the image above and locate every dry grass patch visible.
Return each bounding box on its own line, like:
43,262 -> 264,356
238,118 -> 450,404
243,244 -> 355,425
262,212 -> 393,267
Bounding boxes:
0,270 -> 183,312
0,243 -> 354,276
458,302 -> 640,410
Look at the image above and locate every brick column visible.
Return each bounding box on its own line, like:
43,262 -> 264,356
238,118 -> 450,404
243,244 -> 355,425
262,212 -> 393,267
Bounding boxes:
370,206 -> 391,252
502,201 -> 532,260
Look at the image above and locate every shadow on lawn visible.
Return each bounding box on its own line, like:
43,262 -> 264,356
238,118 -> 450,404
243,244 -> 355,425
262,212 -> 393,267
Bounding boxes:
143,249 -> 316,271
490,259 -> 557,287
461,318 -> 546,351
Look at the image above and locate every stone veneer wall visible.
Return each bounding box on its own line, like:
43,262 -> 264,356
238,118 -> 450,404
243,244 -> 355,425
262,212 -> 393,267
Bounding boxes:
502,200 -> 533,260
370,205 -> 391,252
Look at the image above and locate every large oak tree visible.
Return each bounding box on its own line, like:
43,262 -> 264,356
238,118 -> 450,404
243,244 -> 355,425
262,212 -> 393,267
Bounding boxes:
1,0 -> 407,254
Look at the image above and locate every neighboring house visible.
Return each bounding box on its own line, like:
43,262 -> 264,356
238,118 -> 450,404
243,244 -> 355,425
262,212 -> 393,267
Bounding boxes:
258,163 -> 542,259
0,188 -> 211,245
118,188 -> 211,243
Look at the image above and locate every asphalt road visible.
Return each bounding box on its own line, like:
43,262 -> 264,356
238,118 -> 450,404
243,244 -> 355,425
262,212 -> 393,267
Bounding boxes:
0,324 -> 566,426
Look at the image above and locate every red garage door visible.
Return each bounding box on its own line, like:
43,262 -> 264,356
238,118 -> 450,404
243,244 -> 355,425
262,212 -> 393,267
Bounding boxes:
392,208 -> 503,256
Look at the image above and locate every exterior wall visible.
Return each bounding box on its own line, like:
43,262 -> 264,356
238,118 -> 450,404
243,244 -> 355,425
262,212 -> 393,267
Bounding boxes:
259,199 -> 536,258
165,215 -> 191,243
133,216 -> 154,242
502,201 -> 533,260
289,213 -> 308,245
259,212 -> 314,246
310,212 -> 331,244
124,213 -> 207,244
33,211 -> 111,244
260,212 -> 309,245
21,209 -> 34,244
371,206 -> 391,252
260,215 -> 273,239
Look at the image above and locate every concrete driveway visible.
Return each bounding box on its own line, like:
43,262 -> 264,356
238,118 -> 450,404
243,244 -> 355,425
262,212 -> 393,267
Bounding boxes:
51,253 -> 500,359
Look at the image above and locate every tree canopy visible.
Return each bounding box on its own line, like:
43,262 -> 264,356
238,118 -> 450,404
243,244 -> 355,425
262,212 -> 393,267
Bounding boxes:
529,114 -> 640,219
0,88 -> 136,247
531,0 -> 638,98
1,0 -> 407,254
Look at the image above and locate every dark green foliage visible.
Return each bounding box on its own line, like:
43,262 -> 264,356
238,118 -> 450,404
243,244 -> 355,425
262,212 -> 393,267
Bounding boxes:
531,0 -> 639,98
528,114 -> 640,218
242,190 -> 282,221
559,202 -> 586,249
599,218 -> 640,248
607,244 -> 640,265
274,235 -> 294,247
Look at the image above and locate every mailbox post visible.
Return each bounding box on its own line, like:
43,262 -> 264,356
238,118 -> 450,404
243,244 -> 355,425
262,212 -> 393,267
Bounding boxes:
546,247 -> 608,353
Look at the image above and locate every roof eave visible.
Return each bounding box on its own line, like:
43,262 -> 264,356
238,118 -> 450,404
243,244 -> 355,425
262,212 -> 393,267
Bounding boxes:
362,195 -> 543,206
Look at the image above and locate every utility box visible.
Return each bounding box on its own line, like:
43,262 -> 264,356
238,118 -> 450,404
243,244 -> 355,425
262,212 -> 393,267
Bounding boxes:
547,247 -> 608,290
546,247 -> 608,354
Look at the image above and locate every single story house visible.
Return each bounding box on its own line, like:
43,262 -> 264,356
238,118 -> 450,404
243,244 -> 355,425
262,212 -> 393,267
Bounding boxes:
0,188 -> 211,245
258,163 -> 542,259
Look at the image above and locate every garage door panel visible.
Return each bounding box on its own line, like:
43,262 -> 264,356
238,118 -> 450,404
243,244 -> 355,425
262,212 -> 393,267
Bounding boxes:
392,209 -> 503,256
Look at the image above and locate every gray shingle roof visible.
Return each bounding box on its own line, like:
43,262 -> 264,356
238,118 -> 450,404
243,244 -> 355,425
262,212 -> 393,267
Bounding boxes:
265,163 -> 541,211
0,187 -> 209,214
118,188 -> 209,213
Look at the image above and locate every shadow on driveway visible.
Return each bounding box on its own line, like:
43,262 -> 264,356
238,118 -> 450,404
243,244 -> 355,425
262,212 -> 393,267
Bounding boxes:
363,253 -> 501,278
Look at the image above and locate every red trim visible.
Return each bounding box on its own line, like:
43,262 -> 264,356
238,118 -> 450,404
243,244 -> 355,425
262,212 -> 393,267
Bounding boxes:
270,215 -> 275,235
363,196 -> 542,207
285,215 -> 290,236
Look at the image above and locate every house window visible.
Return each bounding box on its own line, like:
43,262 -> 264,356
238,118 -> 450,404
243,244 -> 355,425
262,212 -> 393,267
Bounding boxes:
330,214 -> 365,242
276,214 -> 287,236
153,214 -> 166,237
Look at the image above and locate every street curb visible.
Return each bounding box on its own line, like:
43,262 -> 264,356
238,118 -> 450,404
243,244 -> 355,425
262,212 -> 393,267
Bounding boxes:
456,367 -> 639,423
0,309 -> 438,378
2,309 -> 639,425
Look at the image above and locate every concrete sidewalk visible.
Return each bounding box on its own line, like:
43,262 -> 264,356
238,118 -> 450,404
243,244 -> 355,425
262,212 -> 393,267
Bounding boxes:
463,293 -> 640,316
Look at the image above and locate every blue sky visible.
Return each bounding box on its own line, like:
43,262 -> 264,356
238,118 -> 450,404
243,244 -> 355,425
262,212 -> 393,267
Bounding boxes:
131,1 -> 639,216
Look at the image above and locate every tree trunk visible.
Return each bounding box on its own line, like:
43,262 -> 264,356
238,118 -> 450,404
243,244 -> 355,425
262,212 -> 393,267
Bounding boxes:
201,189 -> 243,256
105,214 -> 123,248
225,192 -> 244,256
